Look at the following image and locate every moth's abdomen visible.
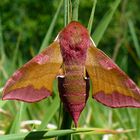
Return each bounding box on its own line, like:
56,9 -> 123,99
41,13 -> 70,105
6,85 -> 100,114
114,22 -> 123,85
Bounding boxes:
58,65 -> 89,126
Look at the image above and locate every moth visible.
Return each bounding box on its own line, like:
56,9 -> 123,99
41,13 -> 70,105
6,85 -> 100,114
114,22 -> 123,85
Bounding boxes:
2,21 -> 140,127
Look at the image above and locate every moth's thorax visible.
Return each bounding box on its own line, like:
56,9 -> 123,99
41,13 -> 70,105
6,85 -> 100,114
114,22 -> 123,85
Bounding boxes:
59,21 -> 91,64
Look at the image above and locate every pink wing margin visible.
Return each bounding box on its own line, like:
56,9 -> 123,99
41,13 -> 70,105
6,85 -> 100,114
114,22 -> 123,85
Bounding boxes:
2,41 -> 63,103
86,44 -> 140,108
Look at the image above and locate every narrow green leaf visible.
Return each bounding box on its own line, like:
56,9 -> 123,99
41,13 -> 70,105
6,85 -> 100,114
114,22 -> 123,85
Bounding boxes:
37,80 -> 60,130
71,0 -> 79,21
64,0 -> 69,26
0,87 -> 3,92
128,19 -> 140,59
0,16 -> 9,80
125,109 -> 135,128
113,109 -> 133,139
92,0 -> 121,46
136,108 -> 140,139
12,33 -> 21,68
0,100 -> 7,108
87,0 -> 97,34
0,128 -> 133,140
0,16 -> 5,61
39,0 -> 63,52
0,87 -> 7,108
68,0 -> 72,23
9,102 -> 26,133
37,96 -> 60,130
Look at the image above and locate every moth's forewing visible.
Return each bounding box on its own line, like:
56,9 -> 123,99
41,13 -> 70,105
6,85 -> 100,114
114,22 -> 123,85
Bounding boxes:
86,42 -> 140,108
2,41 -> 63,102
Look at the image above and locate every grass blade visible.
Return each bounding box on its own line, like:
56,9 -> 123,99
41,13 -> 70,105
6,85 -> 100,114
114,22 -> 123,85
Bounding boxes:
92,0 -> 121,46
64,0 -> 69,26
0,88 -> 7,108
113,109 -> 133,139
9,102 -> 26,133
128,19 -> 140,59
87,0 -> 97,34
12,33 -> 21,68
71,0 -> 79,21
136,108 -> 140,139
39,0 -> 63,52
0,100 -> 7,108
0,16 -> 5,61
0,16 -> 8,80
0,128 -> 133,140
37,96 -> 60,130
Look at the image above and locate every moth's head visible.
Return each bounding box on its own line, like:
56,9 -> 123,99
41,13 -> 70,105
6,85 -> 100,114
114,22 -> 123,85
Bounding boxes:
59,21 -> 90,49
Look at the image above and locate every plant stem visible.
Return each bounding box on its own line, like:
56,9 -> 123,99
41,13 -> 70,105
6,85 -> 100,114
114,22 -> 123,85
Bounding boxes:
58,106 -> 73,140
71,0 -> 79,21
64,0 -> 70,26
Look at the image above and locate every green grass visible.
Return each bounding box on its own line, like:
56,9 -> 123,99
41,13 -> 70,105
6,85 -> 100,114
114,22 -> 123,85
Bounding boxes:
0,128 -> 134,140
0,0 -> 140,139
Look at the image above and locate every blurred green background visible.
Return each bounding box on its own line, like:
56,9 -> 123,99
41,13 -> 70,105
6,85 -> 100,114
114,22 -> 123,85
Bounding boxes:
0,0 -> 140,140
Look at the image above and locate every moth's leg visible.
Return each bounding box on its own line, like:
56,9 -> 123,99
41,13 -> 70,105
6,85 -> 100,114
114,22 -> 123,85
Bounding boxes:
84,67 -> 89,80
57,64 -> 65,78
